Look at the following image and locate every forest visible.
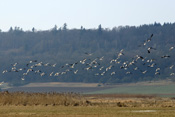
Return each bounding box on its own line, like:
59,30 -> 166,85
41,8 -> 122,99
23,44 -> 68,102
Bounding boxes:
0,22 -> 175,86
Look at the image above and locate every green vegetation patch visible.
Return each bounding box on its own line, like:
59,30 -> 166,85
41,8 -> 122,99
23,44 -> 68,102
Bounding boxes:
0,106 -> 174,117
86,84 -> 175,97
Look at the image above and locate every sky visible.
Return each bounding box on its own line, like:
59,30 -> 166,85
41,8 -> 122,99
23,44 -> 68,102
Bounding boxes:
0,0 -> 175,31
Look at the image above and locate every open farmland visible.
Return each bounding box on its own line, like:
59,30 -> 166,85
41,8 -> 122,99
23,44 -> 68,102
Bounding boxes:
2,80 -> 175,97
0,91 -> 175,117
2,82 -> 111,93
86,81 -> 175,97
0,106 -> 175,117
0,80 -> 175,116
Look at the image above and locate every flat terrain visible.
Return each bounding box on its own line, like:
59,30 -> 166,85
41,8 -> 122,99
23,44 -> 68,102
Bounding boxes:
86,80 -> 175,97
86,83 -> 175,97
0,93 -> 175,117
0,106 -> 175,117
0,83 -> 175,117
2,80 -> 175,97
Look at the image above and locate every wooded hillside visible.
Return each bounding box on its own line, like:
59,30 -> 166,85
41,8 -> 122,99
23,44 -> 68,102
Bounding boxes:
1,22 -> 175,86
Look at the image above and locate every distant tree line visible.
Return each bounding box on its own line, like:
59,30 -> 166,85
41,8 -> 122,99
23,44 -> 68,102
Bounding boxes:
0,22 -> 175,86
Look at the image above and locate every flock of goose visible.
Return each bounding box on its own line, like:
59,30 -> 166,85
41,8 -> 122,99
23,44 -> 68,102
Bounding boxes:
1,34 -> 175,83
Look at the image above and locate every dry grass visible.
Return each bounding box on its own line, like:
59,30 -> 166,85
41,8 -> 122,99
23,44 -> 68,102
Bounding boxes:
0,91 -> 90,106
0,106 -> 175,117
0,92 -> 175,116
23,82 -> 100,87
21,80 -> 174,88
86,94 -> 175,108
0,91 -> 175,108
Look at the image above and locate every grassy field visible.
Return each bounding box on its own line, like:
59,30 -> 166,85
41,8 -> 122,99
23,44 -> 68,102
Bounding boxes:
84,80 -> 175,97
0,91 -> 175,116
3,80 -> 175,97
0,106 -> 175,117
23,82 -> 100,87
1,80 -> 175,116
86,84 -> 175,97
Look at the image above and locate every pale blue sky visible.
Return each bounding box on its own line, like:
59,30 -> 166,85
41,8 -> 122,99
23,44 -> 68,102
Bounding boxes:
0,0 -> 175,31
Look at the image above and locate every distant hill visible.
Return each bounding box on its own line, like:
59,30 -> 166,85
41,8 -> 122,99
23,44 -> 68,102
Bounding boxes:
1,22 -> 175,86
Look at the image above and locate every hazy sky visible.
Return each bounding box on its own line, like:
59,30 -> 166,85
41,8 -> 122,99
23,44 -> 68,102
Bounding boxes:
0,0 -> 175,31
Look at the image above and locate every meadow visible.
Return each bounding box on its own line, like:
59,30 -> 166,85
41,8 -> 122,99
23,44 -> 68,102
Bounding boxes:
4,80 -> 175,97
0,91 -> 175,117
0,106 -> 175,117
86,83 -> 175,97
1,80 -> 175,116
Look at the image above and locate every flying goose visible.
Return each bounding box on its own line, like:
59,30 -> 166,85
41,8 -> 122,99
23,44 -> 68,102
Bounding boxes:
169,47 -> 174,51
147,47 -> 156,53
161,55 -> 170,58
